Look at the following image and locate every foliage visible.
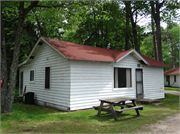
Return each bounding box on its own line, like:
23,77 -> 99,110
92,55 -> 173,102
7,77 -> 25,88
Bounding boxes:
64,1 -> 147,51
1,94 -> 179,133
162,23 -> 179,68
141,23 -> 179,69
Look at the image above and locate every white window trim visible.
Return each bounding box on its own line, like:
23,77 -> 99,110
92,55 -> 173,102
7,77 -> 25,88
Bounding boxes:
112,67 -> 132,90
29,69 -> 35,83
44,66 -> 51,90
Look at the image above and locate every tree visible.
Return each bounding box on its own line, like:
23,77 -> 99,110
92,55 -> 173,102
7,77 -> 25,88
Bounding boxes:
70,1 -> 126,49
124,1 -> 130,50
1,1 -> 77,113
141,23 -> 179,70
162,23 -> 179,68
150,0 -> 179,62
1,1 -> 39,113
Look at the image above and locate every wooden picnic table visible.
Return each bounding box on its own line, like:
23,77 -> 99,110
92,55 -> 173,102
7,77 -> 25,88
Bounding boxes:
94,96 -> 144,121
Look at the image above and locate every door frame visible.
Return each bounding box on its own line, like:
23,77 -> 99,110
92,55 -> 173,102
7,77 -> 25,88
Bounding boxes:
135,68 -> 144,99
20,71 -> 23,95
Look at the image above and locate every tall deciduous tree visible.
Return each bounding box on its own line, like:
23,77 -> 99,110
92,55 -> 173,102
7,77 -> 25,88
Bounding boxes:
151,1 -> 165,62
124,1 -> 130,50
1,1 -> 39,113
1,1 -> 74,113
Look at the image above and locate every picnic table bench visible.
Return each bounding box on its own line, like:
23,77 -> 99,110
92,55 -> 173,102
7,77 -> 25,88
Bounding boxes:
93,96 -> 144,121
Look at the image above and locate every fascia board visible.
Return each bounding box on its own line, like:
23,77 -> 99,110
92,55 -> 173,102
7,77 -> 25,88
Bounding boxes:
68,58 -> 112,63
116,49 -> 149,65
132,50 -> 149,65
41,38 -> 67,59
18,38 -> 42,67
18,37 -> 69,67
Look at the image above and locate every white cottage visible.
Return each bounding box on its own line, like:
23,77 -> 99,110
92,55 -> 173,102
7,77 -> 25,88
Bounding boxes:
164,67 -> 180,88
19,37 -> 169,111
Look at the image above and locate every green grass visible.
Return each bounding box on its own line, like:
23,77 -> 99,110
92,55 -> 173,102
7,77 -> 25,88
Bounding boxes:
165,87 -> 179,91
1,93 -> 179,133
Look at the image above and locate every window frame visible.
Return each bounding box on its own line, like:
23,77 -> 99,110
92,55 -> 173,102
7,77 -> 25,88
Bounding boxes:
45,66 -> 51,89
29,69 -> 35,83
113,67 -> 132,89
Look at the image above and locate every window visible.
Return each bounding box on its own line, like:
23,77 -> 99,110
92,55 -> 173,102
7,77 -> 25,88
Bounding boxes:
174,75 -> 176,82
114,68 -> 131,88
30,70 -> 34,81
166,76 -> 169,82
45,67 -> 50,88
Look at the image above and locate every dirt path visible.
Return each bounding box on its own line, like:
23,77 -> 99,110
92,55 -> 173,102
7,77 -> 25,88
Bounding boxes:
138,113 -> 180,134
138,90 -> 180,134
164,90 -> 180,96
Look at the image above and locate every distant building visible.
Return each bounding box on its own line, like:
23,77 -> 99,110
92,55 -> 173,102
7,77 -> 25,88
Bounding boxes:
164,67 -> 180,88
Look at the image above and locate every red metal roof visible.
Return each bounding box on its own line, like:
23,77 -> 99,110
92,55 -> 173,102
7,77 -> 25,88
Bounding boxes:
164,67 -> 180,75
42,37 -> 169,67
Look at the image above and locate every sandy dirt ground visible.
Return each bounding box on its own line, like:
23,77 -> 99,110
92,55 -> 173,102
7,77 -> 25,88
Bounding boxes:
137,113 -> 180,134
164,90 -> 180,96
138,90 -> 180,134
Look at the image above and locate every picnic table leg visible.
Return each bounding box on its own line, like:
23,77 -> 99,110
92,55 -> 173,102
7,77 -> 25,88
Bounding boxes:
110,104 -> 118,121
121,101 -> 125,112
132,100 -> 140,116
97,102 -> 104,117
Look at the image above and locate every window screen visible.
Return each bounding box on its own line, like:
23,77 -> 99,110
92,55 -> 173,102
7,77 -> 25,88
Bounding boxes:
45,67 -> 50,88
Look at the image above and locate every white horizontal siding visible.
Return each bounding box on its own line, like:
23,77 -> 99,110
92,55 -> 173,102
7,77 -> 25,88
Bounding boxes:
164,74 -> 180,87
143,66 -> 165,99
70,55 -> 141,110
19,42 -> 70,110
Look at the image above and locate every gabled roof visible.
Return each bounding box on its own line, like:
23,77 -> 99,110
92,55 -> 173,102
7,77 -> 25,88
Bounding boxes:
164,67 -> 180,75
19,37 -> 170,67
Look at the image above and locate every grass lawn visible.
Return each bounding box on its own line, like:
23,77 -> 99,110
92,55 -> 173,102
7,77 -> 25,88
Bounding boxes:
1,93 -> 179,133
165,87 -> 179,91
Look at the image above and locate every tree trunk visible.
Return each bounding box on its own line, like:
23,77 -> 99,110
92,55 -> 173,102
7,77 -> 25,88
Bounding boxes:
3,2 -> 25,113
151,1 -> 164,62
153,35 -> 158,60
1,20 -> 9,113
125,1 -> 130,50
1,1 -> 39,113
130,13 -> 140,53
151,2 -> 158,60
155,1 -> 163,62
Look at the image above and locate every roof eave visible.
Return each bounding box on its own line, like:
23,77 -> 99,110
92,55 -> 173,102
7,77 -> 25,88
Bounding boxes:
149,65 -> 170,68
68,58 -> 113,63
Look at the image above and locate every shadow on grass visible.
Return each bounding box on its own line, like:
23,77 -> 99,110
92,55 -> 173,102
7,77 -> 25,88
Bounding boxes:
89,112 -> 140,122
1,103 -> 64,121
